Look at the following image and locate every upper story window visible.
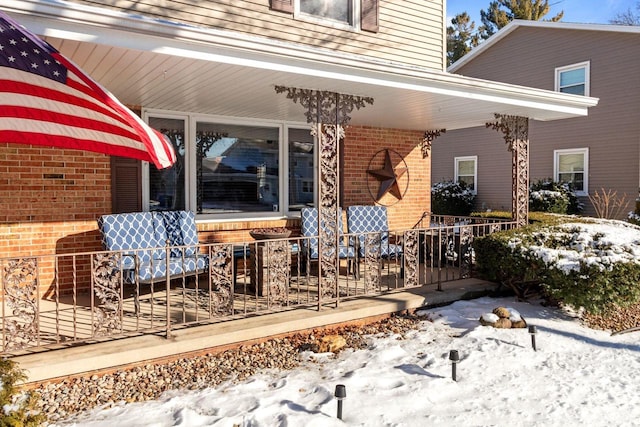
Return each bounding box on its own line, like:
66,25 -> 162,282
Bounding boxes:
300,0 -> 353,26
554,148 -> 588,195
455,156 -> 477,194
555,61 -> 590,96
270,0 -> 378,32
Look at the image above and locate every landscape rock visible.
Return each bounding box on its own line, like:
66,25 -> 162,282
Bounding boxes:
494,318 -> 512,329
492,307 -> 511,319
33,313 -> 425,423
480,307 -> 527,329
316,334 -> 347,353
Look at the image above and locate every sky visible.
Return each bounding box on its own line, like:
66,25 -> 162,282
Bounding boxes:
446,0 -> 639,25
54,293 -> 640,425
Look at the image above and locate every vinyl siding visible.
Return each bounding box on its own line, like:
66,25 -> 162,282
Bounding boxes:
65,0 -> 446,70
434,26 -> 640,218
432,126 -> 513,212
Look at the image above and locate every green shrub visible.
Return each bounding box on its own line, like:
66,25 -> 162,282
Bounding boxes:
473,226 -> 546,299
0,359 -> 45,427
542,261 -> 640,313
627,198 -> 640,225
431,180 -> 475,216
473,218 -> 640,314
529,179 -> 583,214
471,210 -> 561,225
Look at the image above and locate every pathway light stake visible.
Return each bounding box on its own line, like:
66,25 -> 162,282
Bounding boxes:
334,384 -> 346,420
449,350 -> 460,381
529,325 -> 537,351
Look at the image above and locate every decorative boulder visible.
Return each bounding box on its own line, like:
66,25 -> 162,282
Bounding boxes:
494,318 -> 512,329
316,334 -> 347,353
479,312 -> 500,326
479,307 -> 527,329
492,307 -> 511,319
511,319 -> 527,328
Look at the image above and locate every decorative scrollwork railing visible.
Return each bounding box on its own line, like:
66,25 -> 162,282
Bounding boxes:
2,258 -> 39,351
92,253 -> 123,336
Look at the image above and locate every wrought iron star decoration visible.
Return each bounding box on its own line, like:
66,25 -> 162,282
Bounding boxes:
367,149 -> 407,201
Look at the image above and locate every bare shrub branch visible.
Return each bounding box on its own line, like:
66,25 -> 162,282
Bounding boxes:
588,188 -> 630,219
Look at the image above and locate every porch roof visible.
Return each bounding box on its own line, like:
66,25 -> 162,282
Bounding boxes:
2,0 -> 598,130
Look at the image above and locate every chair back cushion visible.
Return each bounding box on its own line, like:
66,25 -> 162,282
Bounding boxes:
347,205 -> 389,239
154,211 -> 199,257
97,212 -> 167,262
347,205 -> 404,258
301,207 -> 351,258
301,208 -> 346,235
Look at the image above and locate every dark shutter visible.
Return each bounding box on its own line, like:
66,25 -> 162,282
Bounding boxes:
111,156 -> 142,213
270,0 -> 294,13
361,0 -> 379,32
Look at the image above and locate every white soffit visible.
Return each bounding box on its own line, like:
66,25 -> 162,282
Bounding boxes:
2,1 -> 598,131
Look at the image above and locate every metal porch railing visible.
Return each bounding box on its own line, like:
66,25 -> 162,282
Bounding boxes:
0,215 -> 516,355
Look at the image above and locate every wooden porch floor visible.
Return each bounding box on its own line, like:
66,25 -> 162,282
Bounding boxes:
29,263 -> 455,348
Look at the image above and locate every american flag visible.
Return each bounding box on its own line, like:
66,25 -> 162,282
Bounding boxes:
0,11 -> 176,169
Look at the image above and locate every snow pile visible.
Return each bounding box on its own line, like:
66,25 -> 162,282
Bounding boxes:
55,297 -> 640,426
511,219 -> 640,274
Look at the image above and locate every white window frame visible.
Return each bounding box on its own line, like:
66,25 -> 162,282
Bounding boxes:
554,148 -> 589,196
454,156 -> 477,195
141,111 -> 190,213
555,61 -> 590,96
285,124 -> 317,214
295,0 -> 359,31
142,109 -> 314,221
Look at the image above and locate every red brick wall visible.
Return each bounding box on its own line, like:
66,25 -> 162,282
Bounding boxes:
343,126 -> 430,231
0,143 -> 112,295
0,143 -> 112,224
1,126 -> 431,293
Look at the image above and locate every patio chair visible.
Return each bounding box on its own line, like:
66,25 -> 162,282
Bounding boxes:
97,211 -> 208,313
300,207 -> 359,280
346,205 -> 403,274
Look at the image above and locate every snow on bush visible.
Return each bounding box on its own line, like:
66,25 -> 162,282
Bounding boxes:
514,219 -> 640,274
529,179 -> 583,214
431,180 -> 475,216
474,217 -> 640,314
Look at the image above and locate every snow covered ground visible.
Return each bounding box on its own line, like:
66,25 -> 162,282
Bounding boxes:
57,296 -> 640,426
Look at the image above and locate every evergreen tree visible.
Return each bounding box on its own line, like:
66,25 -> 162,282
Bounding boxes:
446,0 -> 563,65
446,12 -> 482,66
480,0 -> 563,39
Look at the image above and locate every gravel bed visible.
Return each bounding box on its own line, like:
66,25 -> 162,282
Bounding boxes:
582,301 -> 640,333
35,301 -> 640,424
36,313 -> 425,424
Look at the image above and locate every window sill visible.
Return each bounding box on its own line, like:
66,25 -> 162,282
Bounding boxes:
294,13 -> 358,32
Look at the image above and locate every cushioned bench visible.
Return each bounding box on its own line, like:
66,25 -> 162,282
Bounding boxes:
97,211 -> 207,285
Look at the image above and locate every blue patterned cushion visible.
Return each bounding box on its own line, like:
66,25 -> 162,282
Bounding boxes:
154,211 -> 199,257
347,205 -> 402,258
156,211 -> 181,256
121,255 -> 208,283
307,244 -> 356,259
98,212 -> 166,262
179,211 -> 199,256
98,211 -> 206,284
301,207 -> 354,260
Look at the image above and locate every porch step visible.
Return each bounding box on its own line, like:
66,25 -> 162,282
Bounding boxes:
14,278 -> 498,384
